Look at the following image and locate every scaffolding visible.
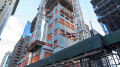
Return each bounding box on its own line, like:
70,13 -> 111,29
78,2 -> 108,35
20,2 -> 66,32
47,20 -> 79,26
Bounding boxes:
91,0 -> 120,34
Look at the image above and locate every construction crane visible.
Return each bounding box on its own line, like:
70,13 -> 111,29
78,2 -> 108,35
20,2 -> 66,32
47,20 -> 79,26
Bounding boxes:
31,0 -> 88,42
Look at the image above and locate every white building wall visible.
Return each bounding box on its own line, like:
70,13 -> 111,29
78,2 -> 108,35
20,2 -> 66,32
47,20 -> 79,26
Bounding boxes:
0,0 -> 16,36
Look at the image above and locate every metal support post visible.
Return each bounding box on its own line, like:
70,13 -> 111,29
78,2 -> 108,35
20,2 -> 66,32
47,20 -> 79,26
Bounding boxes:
104,49 -> 111,67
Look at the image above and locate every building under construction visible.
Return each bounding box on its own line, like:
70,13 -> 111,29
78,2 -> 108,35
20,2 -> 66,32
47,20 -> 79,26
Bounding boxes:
17,0 -> 120,67
91,0 -> 120,34
17,0 -> 91,67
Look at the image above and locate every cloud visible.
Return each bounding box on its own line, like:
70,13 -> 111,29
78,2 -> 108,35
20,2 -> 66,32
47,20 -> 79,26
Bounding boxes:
7,16 -> 22,33
1,16 -> 22,42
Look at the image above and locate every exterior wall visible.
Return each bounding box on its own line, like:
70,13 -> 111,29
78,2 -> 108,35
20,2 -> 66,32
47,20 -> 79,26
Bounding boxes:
0,0 -> 18,36
8,36 -> 30,67
17,45 -> 53,67
46,3 -> 77,53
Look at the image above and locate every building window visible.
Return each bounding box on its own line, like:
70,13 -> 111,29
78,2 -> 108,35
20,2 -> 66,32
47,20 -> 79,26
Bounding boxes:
60,19 -> 64,24
61,29 -> 64,35
60,9 -> 64,13
72,35 -> 75,40
54,40 -> 57,48
70,15 -> 73,19
71,25 -> 74,30
44,52 -> 52,58
50,14 -> 53,19
55,9 -> 58,14
66,32 -> 70,38
55,29 -> 57,35
48,33 -> 52,40
55,19 -> 57,24
49,23 -> 53,29
66,22 -> 70,27
65,12 -> 69,17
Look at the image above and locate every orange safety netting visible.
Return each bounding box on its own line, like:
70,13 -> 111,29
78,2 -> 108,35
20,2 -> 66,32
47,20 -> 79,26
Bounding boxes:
61,29 -> 64,35
54,40 -> 57,48
55,19 -> 57,24
66,22 -> 70,27
45,43 -> 52,47
49,23 -> 53,29
60,9 -> 64,13
31,34 -> 33,38
22,58 -> 29,67
44,52 -> 52,58
75,61 -> 79,67
72,35 -> 75,40
55,9 -> 58,14
60,19 -> 64,24
55,29 -> 57,35
71,25 -> 74,30
29,41 -> 35,46
17,63 -> 21,67
65,12 -> 69,17
48,33 -> 52,40
50,14 -> 53,19
70,15 -> 73,19
66,32 -> 70,38
31,54 -> 40,63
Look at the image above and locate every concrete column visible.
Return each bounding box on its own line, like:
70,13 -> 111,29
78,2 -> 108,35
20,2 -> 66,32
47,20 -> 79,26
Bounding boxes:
20,61 -> 23,67
40,48 -> 45,59
28,54 -> 32,65
79,59 -> 83,67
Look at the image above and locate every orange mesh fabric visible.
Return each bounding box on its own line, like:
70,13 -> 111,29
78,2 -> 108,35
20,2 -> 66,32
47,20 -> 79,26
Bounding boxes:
22,58 -> 29,67
48,33 -> 52,40
70,15 -> 73,19
60,9 -> 64,13
66,22 -> 70,27
71,25 -> 74,30
45,43 -> 52,47
55,9 -> 58,14
61,30 -> 64,35
50,14 -> 53,19
31,54 -> 40,63
66,32 -> 70,38
60,19 -> 64,24
49,23 -> 53,29
72,35 -> 75,40
44,52 -> 52,58
54,40 -> 57,48
65,12 -> 69,17
55,29 -> 57,35
17,63 -> 21,67
55,19 -> 57,24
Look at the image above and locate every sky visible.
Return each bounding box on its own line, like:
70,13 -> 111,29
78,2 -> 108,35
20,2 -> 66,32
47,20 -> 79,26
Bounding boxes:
0,0 -> 105,64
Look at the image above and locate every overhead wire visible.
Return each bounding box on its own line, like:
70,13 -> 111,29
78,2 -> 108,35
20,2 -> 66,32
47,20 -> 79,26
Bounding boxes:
83,0 -> 95,30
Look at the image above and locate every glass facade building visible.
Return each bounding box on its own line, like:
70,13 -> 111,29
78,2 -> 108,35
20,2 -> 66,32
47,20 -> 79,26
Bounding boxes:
22,21 -> 31,38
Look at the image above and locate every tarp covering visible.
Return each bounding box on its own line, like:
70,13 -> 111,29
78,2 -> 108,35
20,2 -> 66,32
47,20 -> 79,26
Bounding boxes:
25,30 -> 120,67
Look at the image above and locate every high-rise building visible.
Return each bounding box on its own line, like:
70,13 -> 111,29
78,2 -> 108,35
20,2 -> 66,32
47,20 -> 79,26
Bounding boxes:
0,51 -> 12,67
22,21 -> 31,38
17,0 -> 91,67
0,0 -> 19,36
8,36 -> 30,67
90,0 -> 120,34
